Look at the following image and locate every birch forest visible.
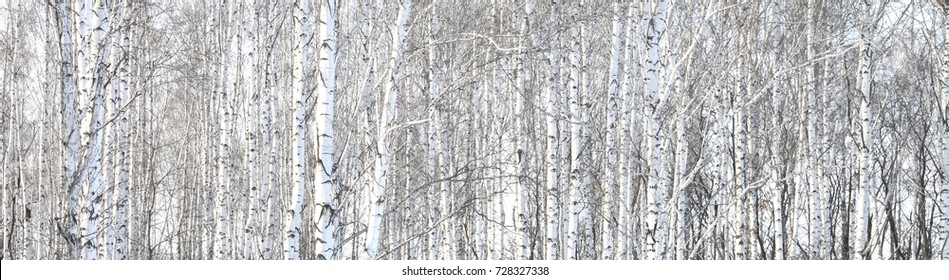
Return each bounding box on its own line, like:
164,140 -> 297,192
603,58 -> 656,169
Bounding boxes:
0,0 -> 948,260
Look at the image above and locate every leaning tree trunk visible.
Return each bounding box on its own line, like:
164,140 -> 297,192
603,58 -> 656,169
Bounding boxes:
77,0 -> 109,260
367,0 -> 410,260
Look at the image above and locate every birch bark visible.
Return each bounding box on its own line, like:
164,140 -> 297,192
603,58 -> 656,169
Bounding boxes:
314,0 -> 339,260
545,8 -> 562,259
516,2 -> 532,260
937,1 -> 949,260
603,2 -> 623,260
54,0 -> 80,259
285,0 -> 310,260
855,0 -> 873,260
113,0 -> 130,260
367,0 -> 410,260
566,0 -> 582,260
76,0 -> 109,260
643,0 -> 669,260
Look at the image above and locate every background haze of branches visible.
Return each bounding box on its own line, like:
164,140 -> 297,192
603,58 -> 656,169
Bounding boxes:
0,0 -> 948,260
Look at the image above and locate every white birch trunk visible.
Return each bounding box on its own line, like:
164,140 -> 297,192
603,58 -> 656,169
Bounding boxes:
820,36 -> 835,260
201,2 -> 219,259
213,53 -> 231,259
732,65 -> 747,260
240,0 -> 260,260
367,0 -> 410,260
54,0 -> 81,259
643,0 -> 668,260
566,1 -> 582,259
674,115 -> 689,260
791,60 -> 809,260
938,3 -> 949,260
0,13 -> 12,258
429,4 -> 453,259
516,4 -> 532,260
37,49 -> 53,258
0,3 -> 34,260
259,0 -> 279,260
576,1 -> 594,259
285,0 -> 310,260
440,168 -> 452,259
0,60 -> 6,261
76,0 -> 107,260
474,82 -> 488,260
37,68 -> 52,259
670,15 -> 690,260
557,15 -> 571,256
3,98 -> 14,260
603,2 -> 622,260
855,0 -> 872,260
215,1 -> 240,260
0,16 -> 7,262
357,0 -> 379,259
314,0 -> 339,260
734,98 -> 746,261
500,54 -> 517,261
617,3 -> 636,260
772,161 -> 784,260
492,4 -> 517,259
112,1 -> 130,260
426,1 -> 441,260
227,3 -> 241,259
100,2 -> 119,258
771,85 -> 785,260
255,0 -> 278,260
545,22 -> 561,260
804,0 -> 823,260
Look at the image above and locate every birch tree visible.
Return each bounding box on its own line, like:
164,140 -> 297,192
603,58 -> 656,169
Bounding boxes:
285,0 -> 310,260
241,0 -> 261,260
75,0 -> 109,260
0,2 -> 18,260
213,1 -> 241,260
113,7 -> 131,257
855,0 -> 873,260
366,0 -> 410,260
603,2 -> 623,260
643,0 -> 669,260
313,0 -> 339,260
426,0 -> 442,260
258,0 -> 279,260
565,0 -> 582,260
936,0 -> 949,260
545,3 -> 563,260
517,2 -> 532,260
52,0 -> 81,259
